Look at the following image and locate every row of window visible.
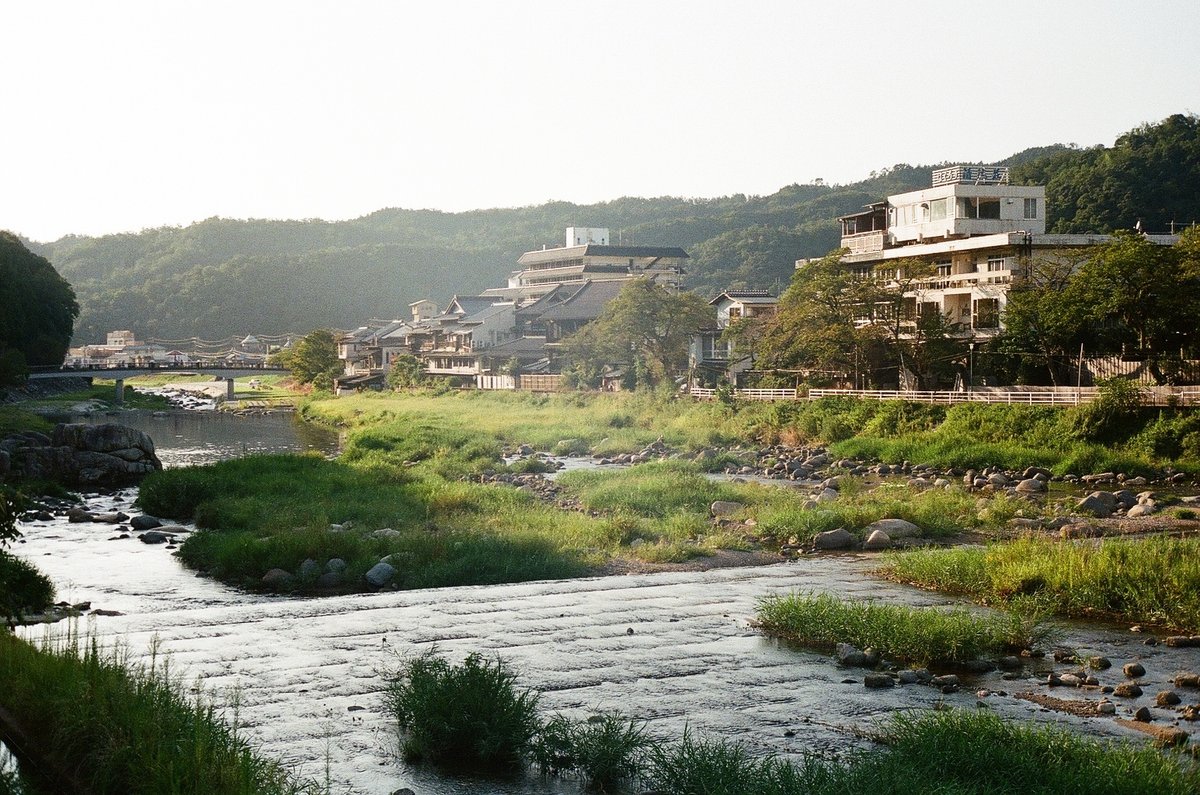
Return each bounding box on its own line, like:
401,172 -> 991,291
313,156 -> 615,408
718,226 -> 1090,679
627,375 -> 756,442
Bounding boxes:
890,197 -> 1038,225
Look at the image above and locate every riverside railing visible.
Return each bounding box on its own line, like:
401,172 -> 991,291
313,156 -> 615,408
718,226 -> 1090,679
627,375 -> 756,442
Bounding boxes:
690,387 -> 1200,407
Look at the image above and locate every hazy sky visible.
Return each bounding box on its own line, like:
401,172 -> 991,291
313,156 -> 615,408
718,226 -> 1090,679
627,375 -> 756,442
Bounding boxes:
3,0 -> 1198,242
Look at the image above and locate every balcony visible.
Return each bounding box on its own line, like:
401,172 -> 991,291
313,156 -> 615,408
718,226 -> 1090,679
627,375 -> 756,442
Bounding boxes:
841,230 -> 886,255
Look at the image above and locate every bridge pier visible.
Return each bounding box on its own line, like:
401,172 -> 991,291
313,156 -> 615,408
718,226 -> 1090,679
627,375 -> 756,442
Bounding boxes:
226,378 -> 236,401
114,378 -> 124,405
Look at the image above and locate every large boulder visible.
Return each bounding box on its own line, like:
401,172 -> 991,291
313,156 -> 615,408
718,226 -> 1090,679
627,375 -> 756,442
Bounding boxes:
813,528 -> 854,550
2,423 -> 162,487
862,518 -> 921,539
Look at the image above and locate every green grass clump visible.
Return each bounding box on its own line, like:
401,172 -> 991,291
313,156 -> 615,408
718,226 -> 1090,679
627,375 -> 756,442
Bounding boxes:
533,713 -> 650,791
885,535 -> 1200,632
557,460 -> 745,518
755,592 -> 1039,664
384,650 -> 541,770
643,709 -> 1199,794
0,633 -> 319,794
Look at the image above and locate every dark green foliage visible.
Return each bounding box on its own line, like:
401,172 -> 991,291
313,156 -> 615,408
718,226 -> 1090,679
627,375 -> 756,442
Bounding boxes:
0,552 -> 55,627
384,651 -> 541,769
0,486 -> 54,625
561,278 -> 715,386
271,329 -> 340,390
0,634 -> 320,794
1065,378 -> 1144,442
0,232 -> 78,384
533,713 -> 650,791
1013,114 -> 1200,236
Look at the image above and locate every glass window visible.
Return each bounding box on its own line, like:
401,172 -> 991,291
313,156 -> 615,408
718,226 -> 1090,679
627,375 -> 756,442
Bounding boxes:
1024,198 -> 1038,219
987,257 -> 1006,272
929,198 -> 949,221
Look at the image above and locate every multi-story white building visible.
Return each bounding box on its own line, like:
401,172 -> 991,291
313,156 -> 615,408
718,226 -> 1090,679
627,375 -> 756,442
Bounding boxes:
836,166 -> 1177,341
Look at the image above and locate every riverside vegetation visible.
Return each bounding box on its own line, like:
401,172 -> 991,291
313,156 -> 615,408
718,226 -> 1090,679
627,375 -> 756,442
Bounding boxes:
136,388 -> 1200,597
383,649 -> 1200,793
0,631 -> 322,795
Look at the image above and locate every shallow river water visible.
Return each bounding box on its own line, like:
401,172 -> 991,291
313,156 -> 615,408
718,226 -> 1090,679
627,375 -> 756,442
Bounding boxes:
11,410 -> 1200,793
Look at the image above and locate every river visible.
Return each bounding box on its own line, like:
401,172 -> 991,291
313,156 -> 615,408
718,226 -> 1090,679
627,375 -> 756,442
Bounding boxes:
10,409 -> 1200,793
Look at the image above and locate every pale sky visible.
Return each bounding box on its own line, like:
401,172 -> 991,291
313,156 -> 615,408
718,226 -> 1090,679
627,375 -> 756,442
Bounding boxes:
3,0 -> 1198,242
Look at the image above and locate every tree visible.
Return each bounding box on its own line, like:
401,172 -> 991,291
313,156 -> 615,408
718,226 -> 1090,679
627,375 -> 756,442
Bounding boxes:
386,354 -> 425,389
561,279 -> 715,387
274,329 -> 341,390
0,232 -> 79,385
991,249 -> 1092,385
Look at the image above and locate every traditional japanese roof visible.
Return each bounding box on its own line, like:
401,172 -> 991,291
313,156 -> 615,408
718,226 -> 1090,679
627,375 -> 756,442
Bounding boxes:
538,280 -> 627,323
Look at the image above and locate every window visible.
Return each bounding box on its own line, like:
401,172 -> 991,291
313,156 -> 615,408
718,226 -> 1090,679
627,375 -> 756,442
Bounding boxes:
974,298 -> 1000,329
936,260 -> 951,277
929,198 -> 949,222
1023,198 -> 1038,219
958,197 -> 1001,219
987,256 -> 1006,272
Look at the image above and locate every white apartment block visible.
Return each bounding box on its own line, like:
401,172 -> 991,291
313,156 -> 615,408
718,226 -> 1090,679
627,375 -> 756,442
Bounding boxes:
836,166 -> 1176,341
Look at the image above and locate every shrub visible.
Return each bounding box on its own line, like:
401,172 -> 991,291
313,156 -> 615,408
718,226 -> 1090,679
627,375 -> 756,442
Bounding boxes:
533,712 -> 650,790
383,650 -> 541,769
0,552 -> 55,625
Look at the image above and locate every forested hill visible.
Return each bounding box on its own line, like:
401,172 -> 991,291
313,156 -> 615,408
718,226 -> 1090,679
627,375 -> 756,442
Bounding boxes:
23,114 -> 1199,343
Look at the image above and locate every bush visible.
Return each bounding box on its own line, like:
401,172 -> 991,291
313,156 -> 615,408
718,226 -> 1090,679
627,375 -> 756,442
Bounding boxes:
533,712 -> 649,790
0,552 -> 55,625
383,650 -> 541,769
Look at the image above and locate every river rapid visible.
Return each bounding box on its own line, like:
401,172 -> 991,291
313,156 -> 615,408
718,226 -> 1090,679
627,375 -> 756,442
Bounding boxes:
10,408 -> 1200,793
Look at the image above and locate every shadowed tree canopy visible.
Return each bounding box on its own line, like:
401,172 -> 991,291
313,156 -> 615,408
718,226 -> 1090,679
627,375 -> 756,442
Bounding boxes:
561,279 -> 714,387
0,231 -> 79,384
271,328 -> 340,391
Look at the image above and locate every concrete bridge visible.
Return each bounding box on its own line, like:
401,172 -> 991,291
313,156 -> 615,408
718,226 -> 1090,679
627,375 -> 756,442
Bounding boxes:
27,364 -> 289,403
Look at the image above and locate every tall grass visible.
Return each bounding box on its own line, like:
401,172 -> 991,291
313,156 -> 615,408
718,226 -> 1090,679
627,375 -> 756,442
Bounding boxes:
884,535 -> 1200,632
533,713 -> 650,791
384,650 -> 541,769
756,592 -> 1041,664
0,632 -> 319,794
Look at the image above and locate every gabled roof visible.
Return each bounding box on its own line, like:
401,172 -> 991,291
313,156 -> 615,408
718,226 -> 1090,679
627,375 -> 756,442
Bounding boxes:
710,290 -> 778,306
538,280 -> 627,323
518,244 -> 689,266
445,295 -> 499,317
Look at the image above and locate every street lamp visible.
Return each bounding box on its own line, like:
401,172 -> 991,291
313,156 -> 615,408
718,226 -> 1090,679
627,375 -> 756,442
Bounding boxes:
968,341 -> 976,392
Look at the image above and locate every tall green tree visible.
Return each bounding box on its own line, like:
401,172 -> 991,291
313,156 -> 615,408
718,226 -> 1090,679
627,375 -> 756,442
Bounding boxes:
272,328 -> 341,390
0,232 -> 79,384
561,279 -> 714,387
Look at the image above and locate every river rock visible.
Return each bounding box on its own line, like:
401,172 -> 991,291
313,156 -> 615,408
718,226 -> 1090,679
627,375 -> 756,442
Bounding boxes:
1156,691 -> 1182,707
93,512 -> 129,524
813,528 -> 853,550
862,529 -> 891,550
1076,493 -> 1114,517
365,561 -> 397,587
1124,662 -> 1146,678
1113,682 -> 1143,698
326,558 -> 348,573
836,642 -> 866,667
130,514 -> 163,531
138,531 -> 171,544
1015,478 -> 1047,494
262,568 -> 294,588
1097,699 -> 1117,715
864,673 -> 893,689
298,558 -> 322,580
710,500 -> 744,518
67,507 -> 94,523
863,518 -> 921,539
2,423 -> 162,487
1126,503 -> 1156,517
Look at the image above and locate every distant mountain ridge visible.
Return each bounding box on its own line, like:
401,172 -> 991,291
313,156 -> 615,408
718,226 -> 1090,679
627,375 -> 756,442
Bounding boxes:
22,114 -> 1199,343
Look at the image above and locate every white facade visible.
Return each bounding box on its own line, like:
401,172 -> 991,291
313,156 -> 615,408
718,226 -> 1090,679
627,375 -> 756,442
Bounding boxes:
565,227 -> 609,246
